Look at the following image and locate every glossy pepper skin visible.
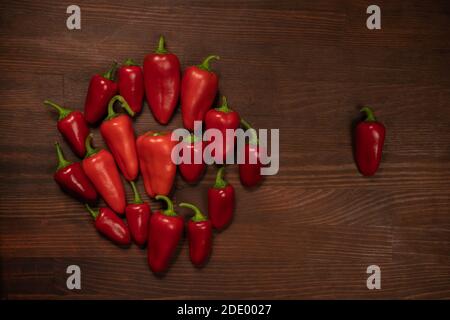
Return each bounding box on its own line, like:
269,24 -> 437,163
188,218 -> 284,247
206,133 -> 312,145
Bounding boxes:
180,202 -> 212,267
84,62 -> 119,124
44,100 -> 90,158
179,134 -> 205,183
136,131 -> 177,198
208,167 -> 235,230
148,196 -> 184,273
239,119 -> 263,187
205,96 -> 240,163
82,135 -> 126,214
85,204 -> 131,245
53,142 -> 97,203
126,181 -> 151,246
355,107 -> 386,176
181,55 -> 220,131
100,95 -> 138,181
118,59 -> 144,114
144,36 -> 181,124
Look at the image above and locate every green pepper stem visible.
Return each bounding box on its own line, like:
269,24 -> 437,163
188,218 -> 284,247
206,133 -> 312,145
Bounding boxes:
213,166 -> 228,189
155,35 -> 168,54
44,100 -> 72,120
84,135 -> 99,158
55,142 -> 72,171
216,96 -> 232,113
102,62 -> 118,80
197,55 -> 220,71
129,181 -> 143,204
183,133 -> 199,144
105,95 -> 135,120
240,118 -> 259,145
155,195 -> 177,216
85,204 -> 99,220
179,202 -> 207,222
123,58 -> 138,66
361,107 -> 376,122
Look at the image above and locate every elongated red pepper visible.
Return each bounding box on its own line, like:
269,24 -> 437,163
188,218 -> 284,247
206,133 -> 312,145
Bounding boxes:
85,204 -> 130,245
148,195 -> 184,273
53,142 -> 97,203
126,181 -> 151,246
84,62 -> 119,124
179,134 -> 205,183
100,95 -> 138,181
44,100 -> 90,158
208,166 -> 235,230
355,107 -> 386,176
205,96 -> 240,162
118,59 -> 144,114
180,202 -> 212,267
82,135 -> 126,214
144,36 -> 181,124
239,119 -> 263,187
136,131 -> 177,197
181,55 -> 219,131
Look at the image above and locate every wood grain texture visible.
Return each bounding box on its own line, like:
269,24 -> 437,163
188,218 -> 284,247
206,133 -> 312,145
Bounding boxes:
0,0 -> 449,299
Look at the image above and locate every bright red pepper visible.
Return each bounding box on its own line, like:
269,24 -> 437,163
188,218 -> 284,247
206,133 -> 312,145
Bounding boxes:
355,107 -> 386,176
126,181 -> 151,246
144,36 -> 181,124
181,55 -> 220,131
118,59 -> 144,114
44,100 -> 90,158
239,119 -> 263,187
148,195 -> 184,273
205,96 -> 240,163
85,204 -> 131,245
53,142 -> 97,203
208,166 -> 235,230
82,135 -> 126,214
84,62 -> 119,124
179,134 -> 205,184
180,202 -> 212,267
136,131 -> 177,198
100,95 -> 138,181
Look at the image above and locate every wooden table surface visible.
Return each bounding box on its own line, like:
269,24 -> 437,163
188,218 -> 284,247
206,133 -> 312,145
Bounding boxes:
1,0 -> 449,299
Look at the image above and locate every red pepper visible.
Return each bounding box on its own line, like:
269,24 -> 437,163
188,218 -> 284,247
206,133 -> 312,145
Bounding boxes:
144,36 -> 181,124
181,55 -> 220,131
239,119 -> 263,187
85,204 -> 131,245
84,62 -> 119,124
44,100 -> 90,158
118,59 -> 144,114
53,142 -> 97,203
126,181 -> 151,246
205,96 -> 241,162
100,95 -> 138,181
136,131 -> 177,198
148,195 -> 184,273
179,134 -> 205,183
208,166 -> 235,230
355,107 -> 386,176
82,135 -> 126,214
180,202 -> 212,267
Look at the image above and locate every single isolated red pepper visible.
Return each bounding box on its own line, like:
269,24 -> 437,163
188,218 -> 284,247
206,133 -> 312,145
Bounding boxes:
354,107 -> 386,176
126,181 -> 152,246
148,195 -> 184,273
100,95 -> 138,181
239,119 -> 263,187
181,55 -> 220,131
117,59 -> 144,114
208,166 -> 235,230
82,135 -> 126,214
205,96 -> 241,163
53,142 -> 97,203
44,100 -> 90,158
144,35 -> 181,124
85,204 -> 131,245
84,62 -> 119,124
180,202 -> 212,267
179,134 -> 205,183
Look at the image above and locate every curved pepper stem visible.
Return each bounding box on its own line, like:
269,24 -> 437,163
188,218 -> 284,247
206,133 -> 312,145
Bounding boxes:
44,100 -> 72,121
361,107 -> 376,122
213,166 -> 228,189
155,35 -> 168,54
55,142 -> 72,171
123,58 -> 138,66
84,135 -> 99,159
183,133 -> 200,144
179,202 -> 207,222
85,204 -> 99,220
102,61 -> 118,81
216,96 -> 232,113
105,95 -> 135,120
129,181 -> 143,204
240,118 -> 259,145
155,195 -> 177,217
197,55 -> 220,72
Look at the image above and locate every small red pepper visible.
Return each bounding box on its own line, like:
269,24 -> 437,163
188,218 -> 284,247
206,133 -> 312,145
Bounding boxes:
181,55 -> 220,131
84,62 -> 119,124
148,195 -> 184,273
179,134 -> 205,184
355,107 -> 386,176
100,95 -> 138,181
208,166 -> 235,230
239,119 -> 263,187
205,96 -> 241,162
82,135 -> 126,214
53,142 -> 97,203
180,202 -> 212,267
44,100 -> 90,158
126,181 -> 151,246
85,204 -> 131,246
144,35 -> 181,124
117,59 -> 144,114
